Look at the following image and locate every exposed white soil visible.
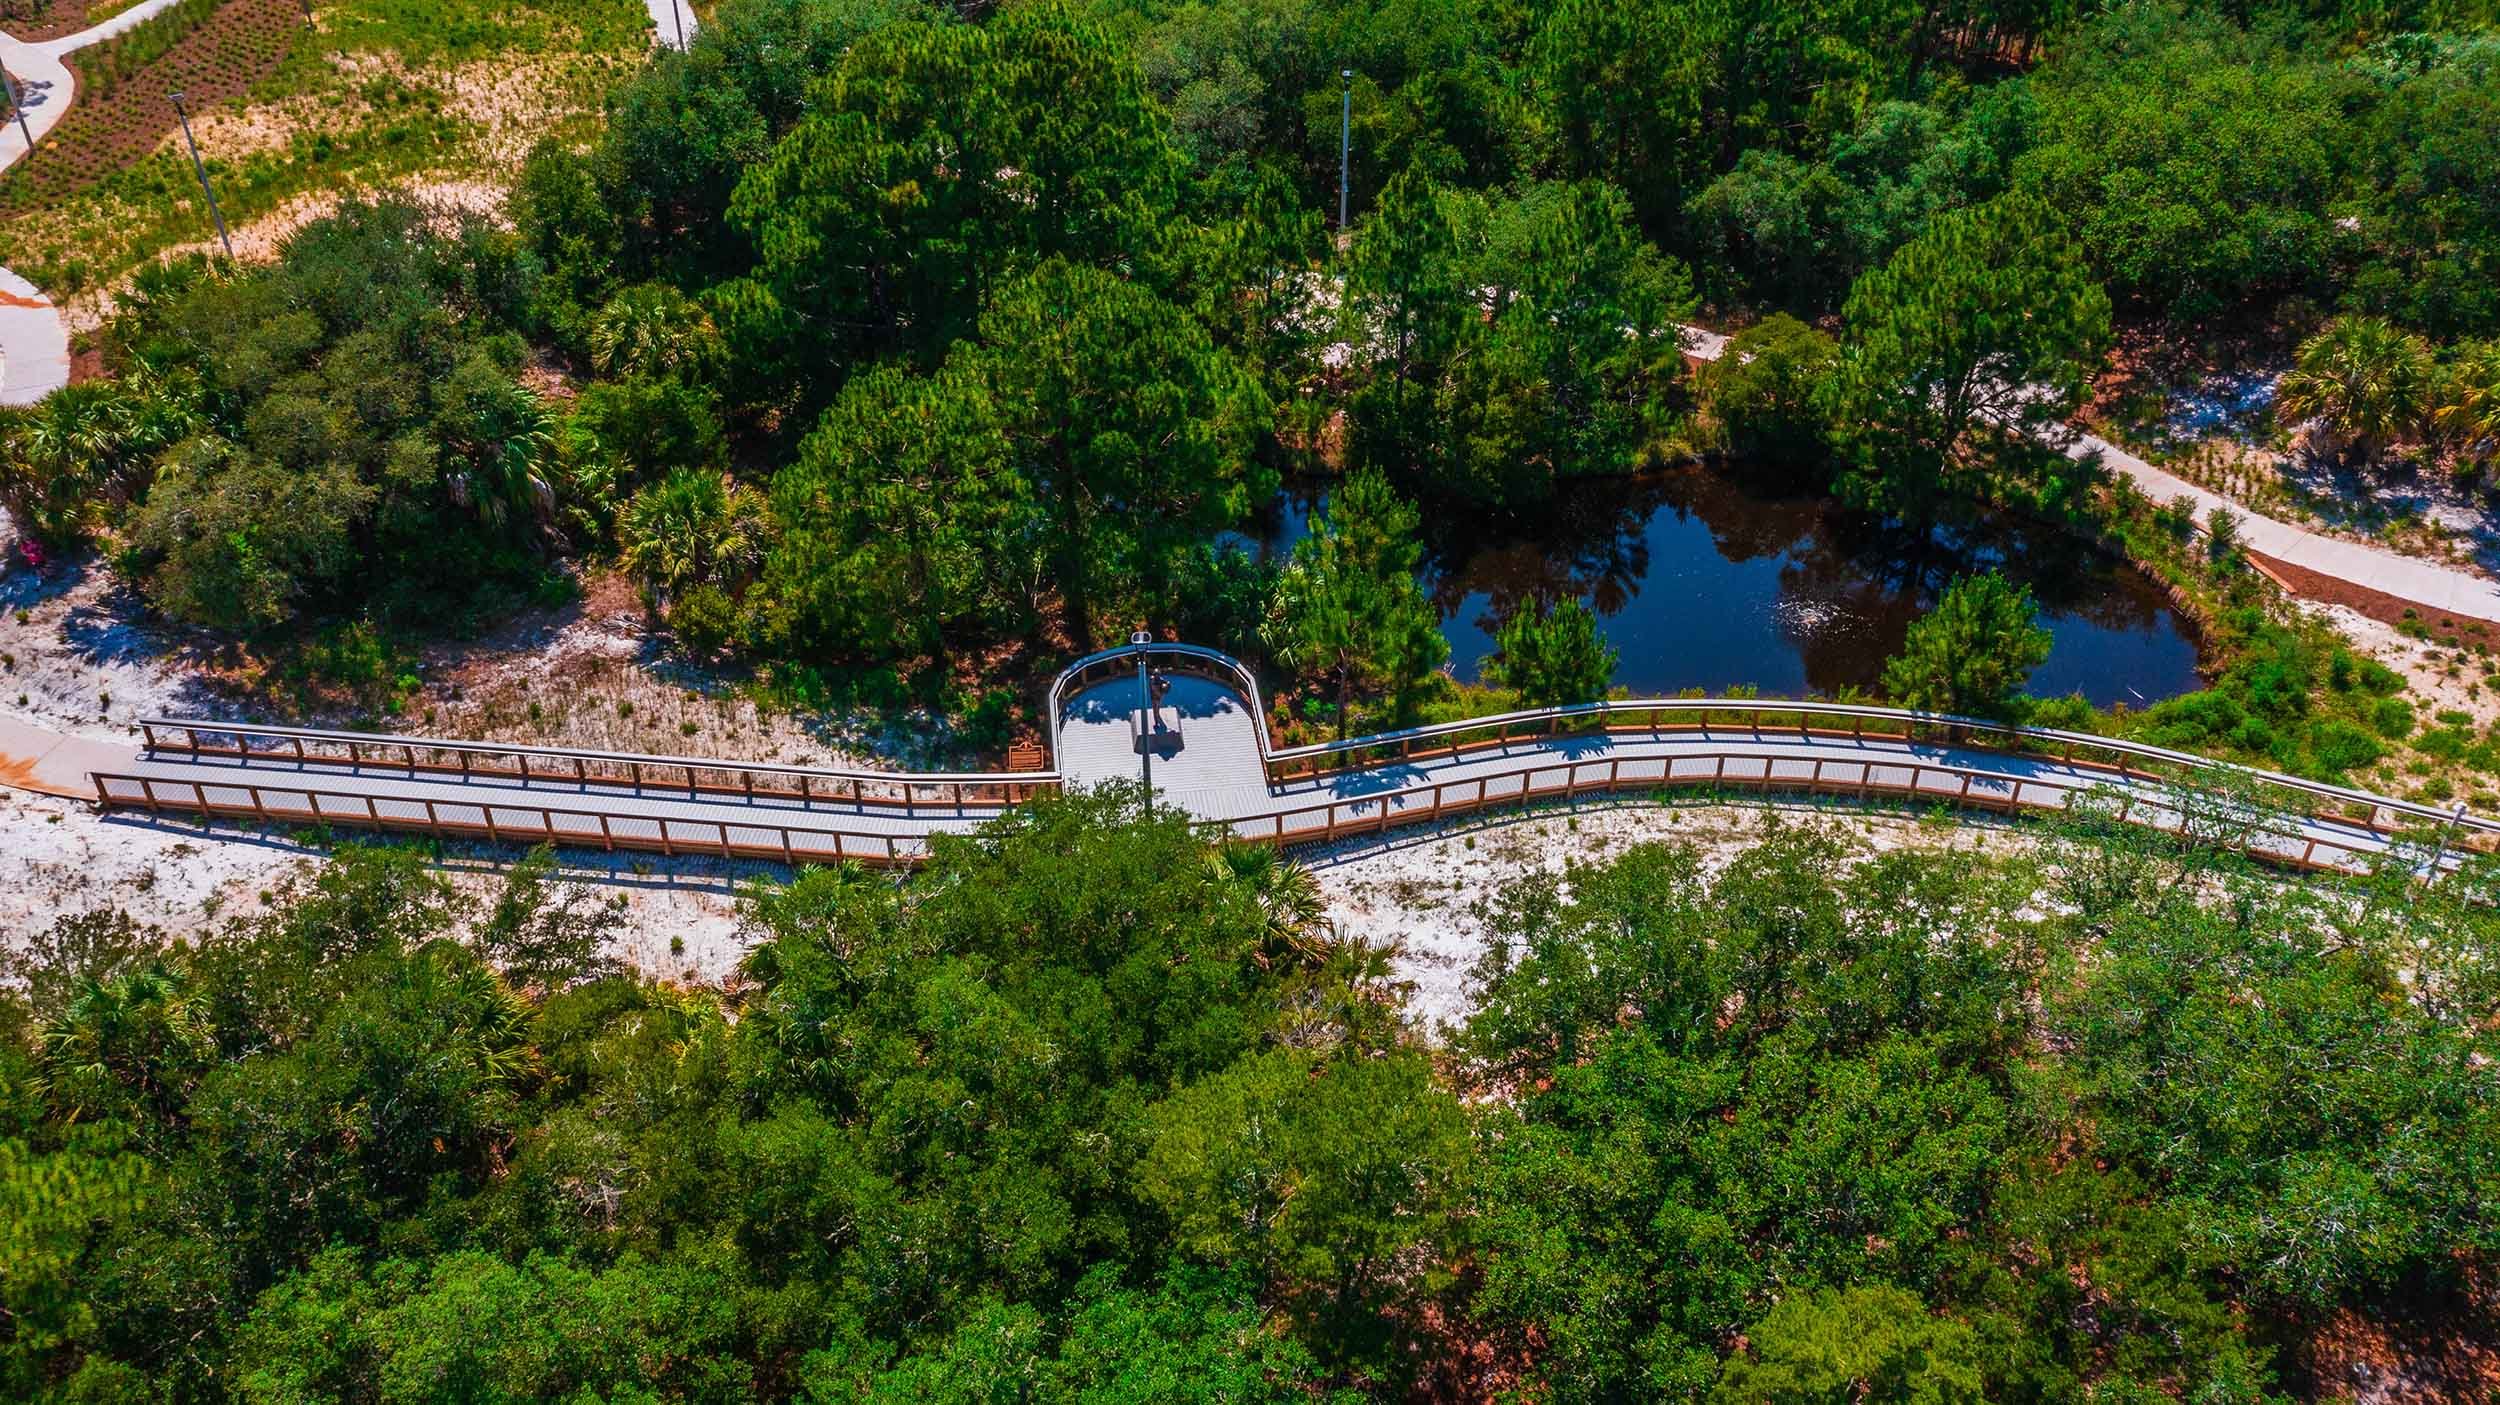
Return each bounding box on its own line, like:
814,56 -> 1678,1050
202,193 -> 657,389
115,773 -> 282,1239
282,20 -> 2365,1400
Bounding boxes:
2312,601 -> 2500,730
1299,798 -> 2029,1036
3,781 -> 2030,1027
0,786 -> 760,984
0,527 -> 974,773
0,544 -> 223,746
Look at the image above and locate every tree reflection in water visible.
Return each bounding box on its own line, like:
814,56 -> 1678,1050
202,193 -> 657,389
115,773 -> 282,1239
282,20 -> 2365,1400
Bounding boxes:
1255,466 -> 2201,706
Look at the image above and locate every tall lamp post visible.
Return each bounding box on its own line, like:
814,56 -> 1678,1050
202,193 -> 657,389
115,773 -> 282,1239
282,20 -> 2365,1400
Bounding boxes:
1131,630 -> 1154,818
1338,69 -> 1352,233
170,92 -> 232,259
669,0 -> 684,49
2,58 -> 34,160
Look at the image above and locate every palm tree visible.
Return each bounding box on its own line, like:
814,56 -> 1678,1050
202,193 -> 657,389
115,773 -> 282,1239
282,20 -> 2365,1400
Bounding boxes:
618,466 -> 768,601
1207,843 -> 1332,965
2434,340 -> 2500,469
2274,316 -> 2434,466
439,357 -> 557,529
38,960 -> 216,1126
6,383 -> 135,542
588,283 -> 722,382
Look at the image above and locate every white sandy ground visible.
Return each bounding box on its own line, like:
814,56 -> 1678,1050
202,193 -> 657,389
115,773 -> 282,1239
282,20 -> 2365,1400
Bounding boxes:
1305,797 -> 2027,1035
0,785 -> 765,985
1,779 -> 2018,1029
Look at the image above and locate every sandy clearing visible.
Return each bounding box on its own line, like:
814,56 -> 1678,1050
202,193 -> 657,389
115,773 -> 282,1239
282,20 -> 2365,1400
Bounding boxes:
3,775 -> 2023,1030
0,786 -> 761,983
1300,797 -> 2029,1035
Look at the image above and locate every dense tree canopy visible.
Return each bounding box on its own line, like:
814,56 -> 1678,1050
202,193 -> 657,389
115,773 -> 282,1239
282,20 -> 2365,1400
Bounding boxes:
14,800 -> 2496,1399
20,0 -> 2500,731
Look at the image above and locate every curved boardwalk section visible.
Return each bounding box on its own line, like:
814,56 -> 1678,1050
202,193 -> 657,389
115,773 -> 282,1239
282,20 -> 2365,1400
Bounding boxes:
87,643 -> 2497,878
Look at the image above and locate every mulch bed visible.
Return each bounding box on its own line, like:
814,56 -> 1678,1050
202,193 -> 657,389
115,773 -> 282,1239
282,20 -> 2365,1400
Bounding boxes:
1,0 -> 104,44
0,0 -> 299,219
2246,545 -> 2500,645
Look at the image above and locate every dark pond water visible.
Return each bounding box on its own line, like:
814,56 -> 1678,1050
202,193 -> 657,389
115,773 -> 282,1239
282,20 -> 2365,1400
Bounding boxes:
1246,465 -> 2205,707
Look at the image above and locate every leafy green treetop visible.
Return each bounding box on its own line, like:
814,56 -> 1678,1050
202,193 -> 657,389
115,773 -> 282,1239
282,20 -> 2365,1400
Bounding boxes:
1880,572 -> 2052,720
1711,1286 -> 1986,1405
1485,597 -> 1618,709
1821,196 -> 2111,514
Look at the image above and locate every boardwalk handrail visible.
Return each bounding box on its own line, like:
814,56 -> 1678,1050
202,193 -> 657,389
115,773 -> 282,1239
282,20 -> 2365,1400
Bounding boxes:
100,718 -> 2470,877
139,720 -> 1055,790
94,735 -> 2428,879
136,717 -> 1059,817
93,771 -> 934,867
1208,745 -> 2422,879
1262,696 -> 2497,837
1043,642 -> 1277,767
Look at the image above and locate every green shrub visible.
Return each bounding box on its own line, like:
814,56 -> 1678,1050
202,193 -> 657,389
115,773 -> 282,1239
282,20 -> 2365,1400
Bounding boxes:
2373,697 -> 2416,739
665,584 -> 739,657
2311,720 -> 2385,774
2022,693 -> 2098,732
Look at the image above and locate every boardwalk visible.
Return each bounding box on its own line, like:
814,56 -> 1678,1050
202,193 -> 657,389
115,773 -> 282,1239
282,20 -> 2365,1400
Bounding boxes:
87,643 -> 2494,879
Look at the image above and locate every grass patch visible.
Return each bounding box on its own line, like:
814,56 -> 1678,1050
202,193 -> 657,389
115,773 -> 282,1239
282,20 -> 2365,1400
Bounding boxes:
0,0 -> 647,291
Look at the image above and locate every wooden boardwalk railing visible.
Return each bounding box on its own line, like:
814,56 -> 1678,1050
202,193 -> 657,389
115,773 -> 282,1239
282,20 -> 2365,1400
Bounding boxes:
1222,746 -> 2407,877
95,649 -> 2493,878
138,718 -> 1057,812
91,769 -> 938,867
1258,698 -> 2494,847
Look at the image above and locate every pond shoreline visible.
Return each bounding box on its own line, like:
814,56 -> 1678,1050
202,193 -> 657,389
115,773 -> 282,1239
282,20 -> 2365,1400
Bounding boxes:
1257,456 -> 2212,710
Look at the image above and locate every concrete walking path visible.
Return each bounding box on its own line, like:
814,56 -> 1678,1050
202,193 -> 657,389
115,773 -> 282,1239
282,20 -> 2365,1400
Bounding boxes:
643,0 -> 695,49
0,265 -> 69,405
0,714 -> 131,797
2051,424 -> 2500,625
1681,324 -> 2500,627
1,0 -> 189,404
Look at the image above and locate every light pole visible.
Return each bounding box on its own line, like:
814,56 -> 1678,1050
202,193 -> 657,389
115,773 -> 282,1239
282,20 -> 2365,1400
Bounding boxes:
1131,630 -> 1154,818
169,92 -> 232,259
1,58 -> 34,161
669,0 -> 684,49
1338,70 -> 1352,233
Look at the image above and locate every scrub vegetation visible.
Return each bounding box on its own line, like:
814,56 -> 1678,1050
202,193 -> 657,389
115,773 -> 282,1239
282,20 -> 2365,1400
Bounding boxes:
0,0 -> 648,292
7,796 -> 2500,1399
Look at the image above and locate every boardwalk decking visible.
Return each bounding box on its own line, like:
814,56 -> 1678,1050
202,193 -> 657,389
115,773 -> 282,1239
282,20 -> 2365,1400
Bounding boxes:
87,644 -> 2494,878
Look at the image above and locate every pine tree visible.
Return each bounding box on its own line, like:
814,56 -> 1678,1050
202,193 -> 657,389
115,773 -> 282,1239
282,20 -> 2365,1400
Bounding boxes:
1485,598 -> 1618,709
1881,572 -> 2052,720
1270,471 -> 1448,738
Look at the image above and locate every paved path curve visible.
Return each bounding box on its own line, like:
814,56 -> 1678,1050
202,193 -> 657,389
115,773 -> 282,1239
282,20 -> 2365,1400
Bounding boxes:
0,0 -> 185,403
72,645 -> 2493,879
1680,324 -> 2500,627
